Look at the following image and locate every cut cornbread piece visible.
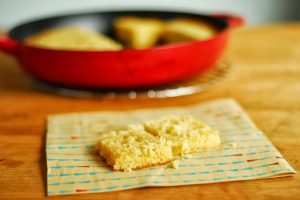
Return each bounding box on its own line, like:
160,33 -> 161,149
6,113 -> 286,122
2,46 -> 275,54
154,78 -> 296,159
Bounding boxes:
25,26 -> 122,51
143,115 -> 221,155
162,18 -> 217,44
114,16 -> 164,49
98,115 -> 220,171
98,124 -> 173,171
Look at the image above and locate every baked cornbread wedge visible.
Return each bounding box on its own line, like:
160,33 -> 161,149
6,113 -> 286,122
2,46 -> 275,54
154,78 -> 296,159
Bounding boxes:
25,27 -> 122,51
162,18 -> 217,44
143,115 -> 221,155
98,125 -> 173,171
114,16 -> 164,49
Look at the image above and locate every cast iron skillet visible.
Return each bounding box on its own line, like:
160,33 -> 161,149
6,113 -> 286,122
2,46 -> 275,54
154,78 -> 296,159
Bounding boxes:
0,10 -> 243,88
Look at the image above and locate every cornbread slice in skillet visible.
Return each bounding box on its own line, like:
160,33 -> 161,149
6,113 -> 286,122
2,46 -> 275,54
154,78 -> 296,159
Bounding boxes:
26,26 -> 122,51
114,16 -> 164,49
162,18 -> 217,44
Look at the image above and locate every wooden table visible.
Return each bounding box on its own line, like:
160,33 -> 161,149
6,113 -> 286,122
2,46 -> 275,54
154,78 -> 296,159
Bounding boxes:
0,24 -> 299,199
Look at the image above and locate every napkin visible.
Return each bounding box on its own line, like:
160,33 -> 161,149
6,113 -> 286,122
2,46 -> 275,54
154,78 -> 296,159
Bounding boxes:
46,98 -> 295,195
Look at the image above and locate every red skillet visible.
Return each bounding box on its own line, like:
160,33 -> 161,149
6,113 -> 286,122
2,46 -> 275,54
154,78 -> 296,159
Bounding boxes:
0,10 -> 243,89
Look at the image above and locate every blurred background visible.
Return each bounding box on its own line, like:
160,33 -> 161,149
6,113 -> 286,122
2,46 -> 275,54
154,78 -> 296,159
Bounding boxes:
0,0 -> 300,28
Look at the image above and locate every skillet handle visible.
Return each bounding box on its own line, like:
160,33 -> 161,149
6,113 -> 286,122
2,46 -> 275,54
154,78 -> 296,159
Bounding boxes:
212,13 -> 245,28
0,34 -> 20,56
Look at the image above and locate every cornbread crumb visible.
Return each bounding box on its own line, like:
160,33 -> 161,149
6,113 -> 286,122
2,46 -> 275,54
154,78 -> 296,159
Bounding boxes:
171,160 -> 180,169
98,115 -> 220,171
228,142 -> 237,148
124,168 -> 132,172
182,154 -> 193,159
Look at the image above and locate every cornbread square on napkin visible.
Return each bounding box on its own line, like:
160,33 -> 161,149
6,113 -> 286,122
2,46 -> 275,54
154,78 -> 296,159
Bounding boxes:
98,124 -> 173,171
143,115 -> 221,155
98,115 -> 221,171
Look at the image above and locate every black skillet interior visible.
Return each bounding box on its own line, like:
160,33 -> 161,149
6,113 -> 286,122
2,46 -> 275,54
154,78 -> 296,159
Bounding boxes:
9,10 -> 228,43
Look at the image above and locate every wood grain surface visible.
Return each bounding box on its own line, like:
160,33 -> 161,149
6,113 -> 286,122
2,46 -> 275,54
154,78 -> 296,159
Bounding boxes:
0,23 -> 299,199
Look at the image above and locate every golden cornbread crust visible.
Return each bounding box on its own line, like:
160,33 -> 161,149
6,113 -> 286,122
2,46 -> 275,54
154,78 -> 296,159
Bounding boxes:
98,115 -> 220,171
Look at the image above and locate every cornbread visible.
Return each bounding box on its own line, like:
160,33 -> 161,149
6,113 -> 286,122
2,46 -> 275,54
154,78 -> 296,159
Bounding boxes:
98,124 -> 173,171
114,16 -> 164,49
25,27 -> 122,51
171,160 -> 180,169
162,18 -> 217,44
98,115 -> 220,171
144,115 -> 221,155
